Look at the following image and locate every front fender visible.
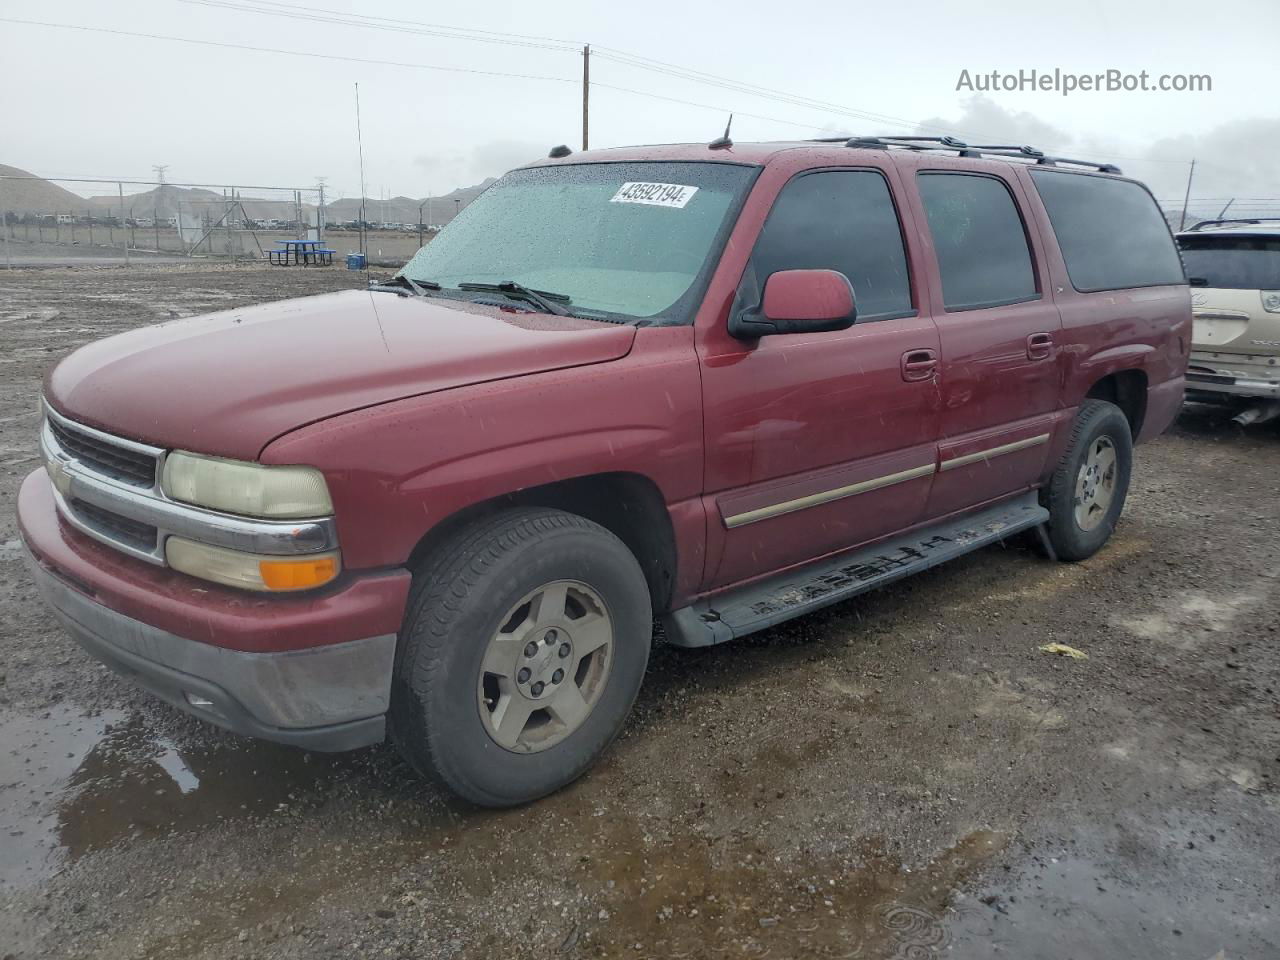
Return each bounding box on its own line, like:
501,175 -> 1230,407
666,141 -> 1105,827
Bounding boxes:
261,328 -> 704,572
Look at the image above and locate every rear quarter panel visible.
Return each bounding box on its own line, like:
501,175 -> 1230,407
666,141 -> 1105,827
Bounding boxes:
1012,165 -> 1191,447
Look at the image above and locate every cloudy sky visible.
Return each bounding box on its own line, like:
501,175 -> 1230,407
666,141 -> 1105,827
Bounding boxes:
3,0 -> 1278,203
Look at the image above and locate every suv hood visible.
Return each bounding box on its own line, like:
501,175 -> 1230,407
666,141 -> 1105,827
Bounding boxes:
46,289 -> 635,460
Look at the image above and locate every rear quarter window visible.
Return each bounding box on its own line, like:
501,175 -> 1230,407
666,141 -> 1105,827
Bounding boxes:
1030,170 -> 1185,292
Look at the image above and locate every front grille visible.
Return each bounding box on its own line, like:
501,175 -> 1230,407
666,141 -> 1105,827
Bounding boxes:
70,500 -> 158,552
48,416 -> 158,488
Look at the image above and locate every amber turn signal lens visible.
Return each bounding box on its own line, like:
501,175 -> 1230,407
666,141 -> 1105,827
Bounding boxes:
166,538 -> 341,592
258,554 -> 340,591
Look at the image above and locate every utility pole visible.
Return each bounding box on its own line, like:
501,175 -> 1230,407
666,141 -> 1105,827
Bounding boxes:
582,44 -> 590,152
1,178 -> 11,270
1178,158 -> 1196,230
152,164 -> 167,252
355,82 -> 367,260
119,182 -> 129,266
316,177 -> 327,242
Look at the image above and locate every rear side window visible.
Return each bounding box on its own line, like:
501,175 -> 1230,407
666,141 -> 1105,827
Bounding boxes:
749,170 -> 912,320
1030,171 -> 1185,292
1178,235 -> 1280,290
917,173 -> 1038,311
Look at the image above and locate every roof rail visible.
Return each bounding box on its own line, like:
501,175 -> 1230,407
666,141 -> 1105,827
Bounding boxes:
1184,217 -> 1280,232
813,135 -> 1122,174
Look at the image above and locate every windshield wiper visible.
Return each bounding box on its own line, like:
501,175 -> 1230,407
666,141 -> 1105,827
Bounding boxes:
457,280 -> 572,317
369,275 -> 441,297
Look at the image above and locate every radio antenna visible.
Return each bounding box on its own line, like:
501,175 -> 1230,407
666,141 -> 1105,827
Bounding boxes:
709,114 -> 734,150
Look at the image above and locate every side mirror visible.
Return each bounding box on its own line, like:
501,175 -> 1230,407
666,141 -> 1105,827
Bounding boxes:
729,269 -> 857,339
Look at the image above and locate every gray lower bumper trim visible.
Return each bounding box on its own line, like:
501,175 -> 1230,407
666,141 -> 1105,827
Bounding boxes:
26,549 -> 394,752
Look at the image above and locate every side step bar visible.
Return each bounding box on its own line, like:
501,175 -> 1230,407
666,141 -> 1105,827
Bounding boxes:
664,492 -> 1049,647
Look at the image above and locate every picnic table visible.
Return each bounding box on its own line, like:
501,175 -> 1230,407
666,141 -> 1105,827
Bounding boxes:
266,239 -> 335,266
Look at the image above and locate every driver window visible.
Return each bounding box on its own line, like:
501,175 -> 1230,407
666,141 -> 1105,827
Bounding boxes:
748,171 -> 914,321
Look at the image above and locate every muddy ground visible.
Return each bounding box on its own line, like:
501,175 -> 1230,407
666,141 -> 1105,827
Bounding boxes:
0,264 -> 1277,960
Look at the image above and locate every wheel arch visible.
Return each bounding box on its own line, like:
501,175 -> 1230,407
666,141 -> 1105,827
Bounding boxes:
406,471 -> 678,615
1084,368 -> 1149,438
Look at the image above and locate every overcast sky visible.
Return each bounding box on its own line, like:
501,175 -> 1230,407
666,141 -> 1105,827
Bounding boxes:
3,0 -> 1278,202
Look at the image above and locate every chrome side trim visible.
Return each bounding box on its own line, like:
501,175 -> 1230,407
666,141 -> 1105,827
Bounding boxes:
40,424 -> 337,561
723,463 -> 936,529
940,433 -> 1050,472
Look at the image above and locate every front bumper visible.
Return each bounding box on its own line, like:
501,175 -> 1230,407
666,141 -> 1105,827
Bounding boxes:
18,468 -> 412,751
26,548 -> 394,750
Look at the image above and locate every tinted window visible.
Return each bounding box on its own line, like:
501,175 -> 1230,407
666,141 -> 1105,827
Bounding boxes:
917,173 -> 1038,311
1178,235 -> 1280,290
749,171 -> 912,319
1030,171 -> 1185,292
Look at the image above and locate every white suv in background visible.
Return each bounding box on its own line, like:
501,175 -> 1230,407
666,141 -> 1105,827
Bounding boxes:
1177,219 -> 1280,422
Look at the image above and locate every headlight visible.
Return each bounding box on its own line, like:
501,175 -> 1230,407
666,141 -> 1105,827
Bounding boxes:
166,538 -> 341,592
1262,291 -> 1280,313
162,452 -> 332,518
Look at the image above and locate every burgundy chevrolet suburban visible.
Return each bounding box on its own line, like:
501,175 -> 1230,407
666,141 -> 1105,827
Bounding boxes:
19,136 -> 1190,806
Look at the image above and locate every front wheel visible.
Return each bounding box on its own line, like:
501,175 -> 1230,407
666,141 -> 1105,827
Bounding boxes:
389,507 -> 651,807
1044,399 -> 1134,561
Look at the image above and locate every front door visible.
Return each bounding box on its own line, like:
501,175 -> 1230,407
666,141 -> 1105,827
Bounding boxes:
903,164 -> 1063,518
698,166 -> 941,590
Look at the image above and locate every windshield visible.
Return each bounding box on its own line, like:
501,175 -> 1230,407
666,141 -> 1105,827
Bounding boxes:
1178,235 -> 1280,290
397,161 -> 756,321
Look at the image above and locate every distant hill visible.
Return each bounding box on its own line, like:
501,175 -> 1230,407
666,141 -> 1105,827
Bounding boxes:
0,164 -> 87,214
2,163 -> 496,225
327,178 -> 496,225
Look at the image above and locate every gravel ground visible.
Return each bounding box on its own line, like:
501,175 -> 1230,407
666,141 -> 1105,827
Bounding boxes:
1,264 -> 1277,959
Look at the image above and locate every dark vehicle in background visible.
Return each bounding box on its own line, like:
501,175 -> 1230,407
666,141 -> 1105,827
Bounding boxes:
1177,219 -> 1280,422
20,136 -> 1188,806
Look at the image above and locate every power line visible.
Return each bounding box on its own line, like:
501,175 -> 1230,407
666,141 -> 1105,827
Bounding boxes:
4,12 -> 1210,172
168,0 -> 955,136
209,0 -> 583,47
0,17 -> 580,84
175,0 -> 581,52
158,0 -> 1204,167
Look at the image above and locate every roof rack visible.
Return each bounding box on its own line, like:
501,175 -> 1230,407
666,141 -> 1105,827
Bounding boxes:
813,136 -> 1122,174
1183,217 -> 1280,232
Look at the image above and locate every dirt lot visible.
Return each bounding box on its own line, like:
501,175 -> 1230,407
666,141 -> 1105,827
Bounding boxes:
1,264 -> 1277,959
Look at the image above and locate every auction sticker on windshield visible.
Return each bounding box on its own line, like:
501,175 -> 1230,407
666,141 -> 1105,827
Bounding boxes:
610,182 -> 699,208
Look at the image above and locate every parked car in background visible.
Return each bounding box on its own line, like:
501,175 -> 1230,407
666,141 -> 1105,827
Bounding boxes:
1177,219 -> 1280,422
19,137 -> 1188,807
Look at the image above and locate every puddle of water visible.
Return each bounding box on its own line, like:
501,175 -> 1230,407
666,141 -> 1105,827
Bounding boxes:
0,704 -> 366,888
946,855 -> 1262,959
0,704 -> 124,888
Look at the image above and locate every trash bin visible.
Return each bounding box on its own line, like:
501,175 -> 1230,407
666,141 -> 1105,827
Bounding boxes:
346,253 -> 367,271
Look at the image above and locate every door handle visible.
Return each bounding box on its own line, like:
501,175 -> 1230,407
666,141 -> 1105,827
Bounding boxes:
901,348 -> 938,382
1026,332 -> 1054,360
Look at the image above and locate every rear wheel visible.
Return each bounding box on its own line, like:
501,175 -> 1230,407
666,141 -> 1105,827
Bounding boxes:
1044,399 -> 1133,561
389,507 -> 651,807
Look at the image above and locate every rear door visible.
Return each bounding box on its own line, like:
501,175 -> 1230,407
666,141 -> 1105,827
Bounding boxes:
697,165 -> 941,590
904,163 -> 1063,518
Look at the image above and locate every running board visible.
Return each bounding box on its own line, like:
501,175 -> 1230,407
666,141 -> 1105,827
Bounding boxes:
664,492 -> 1048,647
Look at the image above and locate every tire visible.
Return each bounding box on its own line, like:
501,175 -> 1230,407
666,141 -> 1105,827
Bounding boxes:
1044,399 -> 1133,561
389,507 -> 651,807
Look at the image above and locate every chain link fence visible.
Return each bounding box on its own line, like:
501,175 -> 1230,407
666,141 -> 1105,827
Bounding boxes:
1160,198 -> 1280,231
0,175 -> 439,268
